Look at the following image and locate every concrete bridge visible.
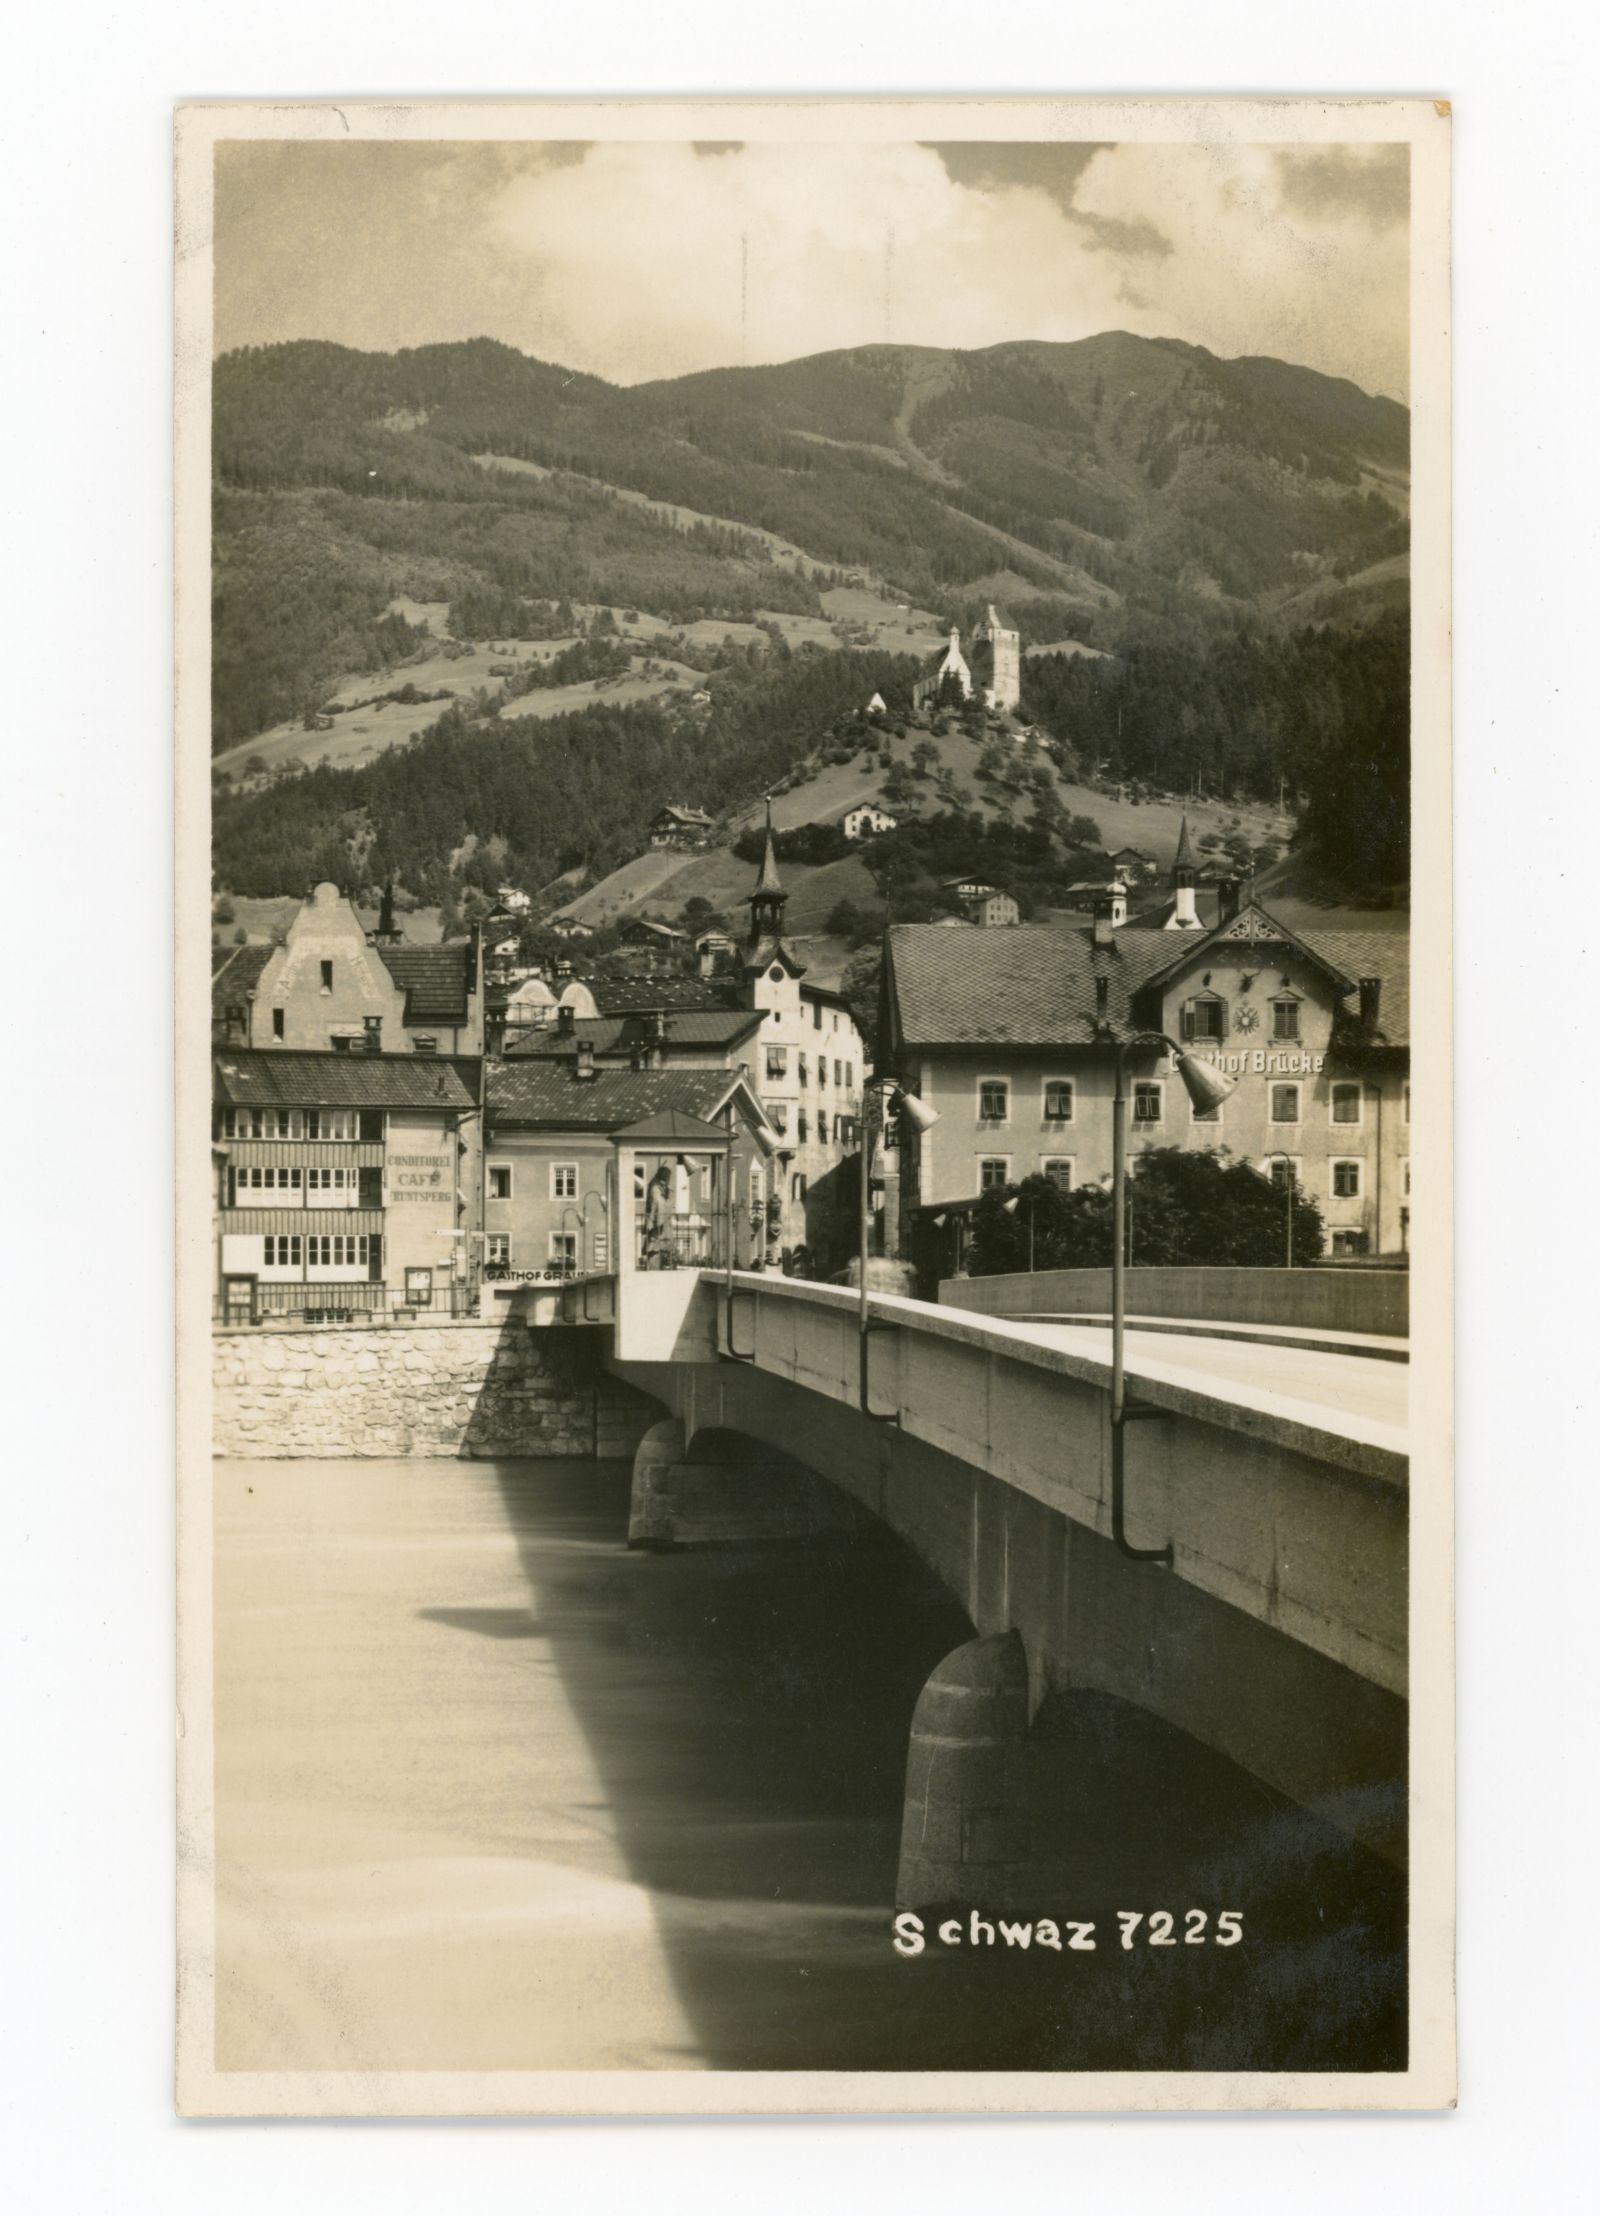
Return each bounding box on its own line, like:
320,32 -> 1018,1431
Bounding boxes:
536,1264 -> 1408,1901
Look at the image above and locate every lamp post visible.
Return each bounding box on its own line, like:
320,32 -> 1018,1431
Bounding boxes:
1110,1032 -> 1236,1563
858,1075 -> 938,1419
1002,1189 -> 1036,1272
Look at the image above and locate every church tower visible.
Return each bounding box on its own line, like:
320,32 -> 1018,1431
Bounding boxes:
746,799 -> 789,947
1164,814 -> 1203,930
974,603 -> 1021,712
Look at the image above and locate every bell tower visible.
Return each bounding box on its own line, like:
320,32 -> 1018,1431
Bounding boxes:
746,800 -> 788,946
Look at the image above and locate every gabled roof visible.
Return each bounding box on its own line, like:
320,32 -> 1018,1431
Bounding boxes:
213,1049 -> 479,1111
1137,901 -> 1358,994
743,932 -> 808,978
487,1061 -> 757,1133
887,922 -> 1176,1047
375,942 -> 475,1022
614,1109 -> 731,1144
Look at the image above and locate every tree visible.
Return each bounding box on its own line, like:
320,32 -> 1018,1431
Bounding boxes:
840,944 -> 883,1050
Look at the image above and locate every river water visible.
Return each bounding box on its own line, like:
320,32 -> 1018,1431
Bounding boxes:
213,1455 -> 1404,2077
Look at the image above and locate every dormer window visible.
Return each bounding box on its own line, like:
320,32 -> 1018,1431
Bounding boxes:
320,960 -> 334,993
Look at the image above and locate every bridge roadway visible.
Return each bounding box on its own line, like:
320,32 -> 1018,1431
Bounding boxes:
1023,1318 -> 1408,1444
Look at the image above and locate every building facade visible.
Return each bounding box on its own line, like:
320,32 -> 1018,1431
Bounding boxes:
212,882 -> 483,1056
882,889 -> 1410,1263
212,1048 -> 484,1324
483,1061 -> 777,1279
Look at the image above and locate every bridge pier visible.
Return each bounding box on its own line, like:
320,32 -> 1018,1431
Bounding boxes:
898,1631 -> 1031,1912
627,1417 -> 868,1551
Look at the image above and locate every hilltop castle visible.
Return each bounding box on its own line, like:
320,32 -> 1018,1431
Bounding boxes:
913,603 -> 1021,714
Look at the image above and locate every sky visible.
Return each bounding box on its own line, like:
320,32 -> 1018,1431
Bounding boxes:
213,137 -> 1410,399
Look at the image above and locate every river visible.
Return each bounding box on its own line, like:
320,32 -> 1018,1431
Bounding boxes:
213,1455 -> 1404,2076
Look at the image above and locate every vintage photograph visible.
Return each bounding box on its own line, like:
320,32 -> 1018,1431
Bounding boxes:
176,98 -> 1452,2114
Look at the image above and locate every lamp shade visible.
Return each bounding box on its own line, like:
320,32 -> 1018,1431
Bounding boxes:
1171,1050 -> 1237,1116
891,1086 -> 940,1135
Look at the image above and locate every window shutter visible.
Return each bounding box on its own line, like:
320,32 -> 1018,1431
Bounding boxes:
1181,1002 -> 1195,1041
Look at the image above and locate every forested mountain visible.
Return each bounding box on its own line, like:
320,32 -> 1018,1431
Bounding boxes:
211,331 -> 1411,910
212,331 -> 1408,748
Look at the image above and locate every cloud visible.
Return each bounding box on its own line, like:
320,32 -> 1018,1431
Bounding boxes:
214,135 -> 1410,399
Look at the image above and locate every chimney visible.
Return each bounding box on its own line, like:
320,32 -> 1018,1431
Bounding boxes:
1218,875 -> 1242,926
1092,893 -> 1118,949
467,918 -> 481,993
1358,976 -> 1382,1033
574,1039 -> 596,1082
1094,975 -> 1111,1030
557,1002 -> 576,1038
641,1011 -> 666,1070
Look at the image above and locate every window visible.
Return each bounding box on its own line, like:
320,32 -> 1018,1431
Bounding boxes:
549,1163 -> 577,1201
223,1003 -> 247,1042
412,1034 -> 438,1055
320,960 -> 334,993
813,1001 -> 823,1030
1133,1081 -> 1162,1124
799,1053 -> 809,1086
1402,1157 -> 1411,1197
979,1080 -> 1009,1123
305,1167 -> 356,1206
1272,997 -> 1301,1042
228,1165 -> 304,1203
1184,995 -> 1226,1042
1040,1157 -> 1074,1192
549,1232 -> 577,1269
306,1234 -> 368,1269
818,1057 -> 828,1087
330,1034 -> 355,1054
817,1112 -> 829,1143
312,1109 -> 353,1139
844,1062 -> 853,1089
797,1108 -> 809,1143
263,1235 -> 303,1268
791,1172 -> 807,1201
833,1059 -> 842,1087
272,1007 -> 285,1039
770,1103 -> 788,1136
766,1046 -> 787,1080
1330,1230 -> 1370,1258
363,1015 -> 382,1050
488,1164 -> 513,1201
1331,1158 -> 1363,1200
486,1233 -> 511,1267
1264,1155 -> 1302,1191
1330,1082 -> 1362,1127
1269,1083 -> 1301,1125
979,1157 -> 1010,1192
1043,1079 -> 1074,1123
1403,1081 -> 1411,1124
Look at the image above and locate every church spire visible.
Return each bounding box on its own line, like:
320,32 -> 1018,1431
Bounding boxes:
748,798 -> 788,942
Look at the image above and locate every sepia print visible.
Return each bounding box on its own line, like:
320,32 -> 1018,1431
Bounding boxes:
175,97 -> 1454,2114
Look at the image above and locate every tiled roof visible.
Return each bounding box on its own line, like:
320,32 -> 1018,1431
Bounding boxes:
505,1009 -> 762,1060
590,974 -> 744,1015
614,1109 -> 731,1143
887,922 -> 1177,1047
888,912 -> 1412,1051
213,1049 -> 480,1110
488,1063 -> 744,1131
1306,931 -> 1411,1047
376,943 -> 474,1022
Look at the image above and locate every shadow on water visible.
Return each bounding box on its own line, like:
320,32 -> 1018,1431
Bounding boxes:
451,1455 -> 1404,2074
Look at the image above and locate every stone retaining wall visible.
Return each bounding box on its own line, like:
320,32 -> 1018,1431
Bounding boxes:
213,1318 -> 656,1461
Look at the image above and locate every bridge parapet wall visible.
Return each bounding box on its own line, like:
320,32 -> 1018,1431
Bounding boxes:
942,1266 -> 1409,1339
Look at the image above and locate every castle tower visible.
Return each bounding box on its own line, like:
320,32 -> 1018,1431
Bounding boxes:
1164,814 -> 1203,931
974,603 -> 1021,712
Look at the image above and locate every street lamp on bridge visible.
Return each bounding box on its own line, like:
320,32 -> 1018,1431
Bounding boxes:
858,1075 -> 938,1419
1110,1033 -> 1236,1565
